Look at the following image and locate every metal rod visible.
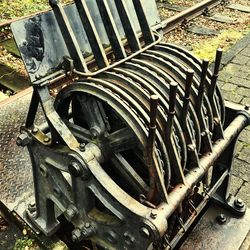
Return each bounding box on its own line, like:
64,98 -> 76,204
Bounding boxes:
74,0 -> 109,68
166,82 -> 185,184
114,0 -> 141,52
96,0 -> 127,59
147,95 -> 169,202
197,59 -> 209,111
49,0 -> 88,72
196,59 -> 213,153
182,69 -> 200,167
157,113 -> 250,220
182,69 -> 194,123
209,48 -> 223,98
147,95 -> 158,200
209,48 -> 224,139
131,0 -> 155,44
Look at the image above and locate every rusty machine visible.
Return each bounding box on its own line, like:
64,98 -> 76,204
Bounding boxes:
4,0 -> 249,249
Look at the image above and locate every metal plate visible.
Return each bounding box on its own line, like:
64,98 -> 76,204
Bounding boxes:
0,89 -> 34,211
11,0 -> 160,83
180,203 -> 250,250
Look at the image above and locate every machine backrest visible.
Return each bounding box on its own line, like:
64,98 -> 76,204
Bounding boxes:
11,0 -> 160,83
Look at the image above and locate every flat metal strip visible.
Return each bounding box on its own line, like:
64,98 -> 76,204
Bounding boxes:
96,0 -> 127,59
114,0 -> 141,52
49,1 -> 88,72
74,0 -> 109,68
131,0 -> 155,44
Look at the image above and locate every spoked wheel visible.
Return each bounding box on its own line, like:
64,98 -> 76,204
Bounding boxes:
54,82 -> 170,205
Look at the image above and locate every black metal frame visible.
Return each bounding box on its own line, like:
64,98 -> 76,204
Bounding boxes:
12,0 -> 250,249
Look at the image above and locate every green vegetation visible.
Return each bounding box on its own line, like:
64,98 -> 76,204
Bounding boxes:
13,236 -> 35,250
0,0 -> 71,23
193,29 -> 249,61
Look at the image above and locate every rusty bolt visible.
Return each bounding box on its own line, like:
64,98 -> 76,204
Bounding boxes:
234,198 -> 244,209
68,162 -> 82,177
16,133 -> 30,147
140,227 -> 150,238
216,213 -> 226,224
72,228 -> 82,242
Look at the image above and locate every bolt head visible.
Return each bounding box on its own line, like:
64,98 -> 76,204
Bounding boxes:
16,133 -> 30,147
65,207 -> 77,221
32,128 -> 38,134
150,211 -> 157,219
234,198 -> 244,208
43,137 -> 50,143
28,203 -> 36,213
245,105 -> 249,111
72,228 -> 82,242
68,162 -> 82,177
216,213 -> 226,224
79,143 -> 86,152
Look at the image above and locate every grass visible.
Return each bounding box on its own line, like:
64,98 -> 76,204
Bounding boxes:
13,237 -> 36,250
0,0 -> 72,23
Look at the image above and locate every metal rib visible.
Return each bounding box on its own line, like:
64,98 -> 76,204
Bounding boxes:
96,0 -> 127,59
74,0 -> 109,68
49,0 -> 88,72
131,0 -> 155,44
114,0 -> 141,52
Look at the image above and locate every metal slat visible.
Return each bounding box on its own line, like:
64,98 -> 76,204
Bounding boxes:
74,0 -> 109,68
131,0 -> 155,44
49,0 -> 88,72
114,0 -> 141,52
96,0 -> 127,59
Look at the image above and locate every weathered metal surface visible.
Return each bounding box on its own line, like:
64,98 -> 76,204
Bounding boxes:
0,89 -> 33,209
4,0 -> 250,249
180,203 -> 250,250
11,0 -> 160,82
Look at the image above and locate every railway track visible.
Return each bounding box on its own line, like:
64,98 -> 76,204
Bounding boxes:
0,0 -> 249,96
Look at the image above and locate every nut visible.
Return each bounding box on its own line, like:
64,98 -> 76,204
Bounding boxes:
216,213 -> 226,224
16,133 -> 31,147
234,198 -> 244,209
68,161 -> 82,177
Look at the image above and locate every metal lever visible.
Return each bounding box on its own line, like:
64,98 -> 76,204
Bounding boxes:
167,82 -> 185,185
210,48 -> 223,98
182,69 -> 194,123
147,95 -> 168,202
197,59 -> 213,153
209,48 -> 224,139
182,69 -> 200,168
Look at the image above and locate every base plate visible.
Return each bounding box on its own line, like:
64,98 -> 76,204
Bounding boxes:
180,203 -> 250,250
